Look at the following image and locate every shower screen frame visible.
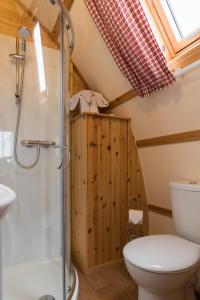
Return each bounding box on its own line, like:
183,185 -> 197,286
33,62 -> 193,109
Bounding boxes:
56,1 -> 75,299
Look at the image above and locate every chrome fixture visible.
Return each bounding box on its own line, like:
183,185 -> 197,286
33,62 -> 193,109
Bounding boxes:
21,140 -> 56,148
10,27 -> 60,170
9,27 -> 42,169
18,27 -> 31,39
9,54 -> 24,60
18,27 -> 31,52
9,27 -> 30,102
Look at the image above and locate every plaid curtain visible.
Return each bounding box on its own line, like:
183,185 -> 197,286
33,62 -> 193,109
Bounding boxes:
84,0 -> 175,97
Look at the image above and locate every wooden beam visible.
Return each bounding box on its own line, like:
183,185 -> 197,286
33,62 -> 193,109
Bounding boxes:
103,89 -> 137,112
136,129 -> 200,148
148,204 -> 172,218
16,0 -> 58,49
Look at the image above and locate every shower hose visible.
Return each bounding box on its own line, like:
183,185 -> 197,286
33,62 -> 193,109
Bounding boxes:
14,50 -> 41,169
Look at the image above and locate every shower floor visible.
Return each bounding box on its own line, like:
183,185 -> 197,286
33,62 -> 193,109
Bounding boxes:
3,258 -> 64,300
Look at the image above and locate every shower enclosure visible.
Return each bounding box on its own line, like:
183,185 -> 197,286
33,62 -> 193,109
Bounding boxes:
0,0 -> 77,299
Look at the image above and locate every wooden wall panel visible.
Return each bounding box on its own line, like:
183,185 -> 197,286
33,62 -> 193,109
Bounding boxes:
69,63 -> 89,97
71,113 -> 148,273
87,116 -> 99,268
119,121 -> 129,249
86,116 -> 129,268
71,114 -> 130,272
99,117 -> 111,264
110,119 -> 122,261
71,116 -> 88,271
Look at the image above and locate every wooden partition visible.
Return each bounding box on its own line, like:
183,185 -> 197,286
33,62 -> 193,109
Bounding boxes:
71,113 -> 148,272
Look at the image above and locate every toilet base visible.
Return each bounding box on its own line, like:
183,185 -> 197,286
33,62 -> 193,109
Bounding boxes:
138,286 -> 196,300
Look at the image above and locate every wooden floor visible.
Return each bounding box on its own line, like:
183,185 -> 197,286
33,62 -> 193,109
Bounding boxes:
76,261 -> 138,300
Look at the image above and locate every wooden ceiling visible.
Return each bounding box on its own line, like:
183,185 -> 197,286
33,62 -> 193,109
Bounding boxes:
0,0 -> 75,49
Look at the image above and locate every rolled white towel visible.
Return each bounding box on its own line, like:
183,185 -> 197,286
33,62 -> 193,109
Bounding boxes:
129,209 -> 143,225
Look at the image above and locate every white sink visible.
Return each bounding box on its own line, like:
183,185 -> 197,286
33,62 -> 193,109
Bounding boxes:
0,184 -> 16,219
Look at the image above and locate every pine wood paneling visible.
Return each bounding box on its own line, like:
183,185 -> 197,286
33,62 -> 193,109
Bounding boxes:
71,116 -> 88,271
69,63 -> 90,118
73,67 -> 89,94
71,114 -> 129,272
71,113 -> 148,273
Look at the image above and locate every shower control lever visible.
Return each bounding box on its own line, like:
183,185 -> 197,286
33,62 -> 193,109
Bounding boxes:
21,140 -> 56,148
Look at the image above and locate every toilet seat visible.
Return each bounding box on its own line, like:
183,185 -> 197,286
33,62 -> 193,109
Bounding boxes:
123,234 -> 200,273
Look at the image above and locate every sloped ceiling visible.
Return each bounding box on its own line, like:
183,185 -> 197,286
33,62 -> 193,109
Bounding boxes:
70,0 -> 131,101
19,0 -> 59,32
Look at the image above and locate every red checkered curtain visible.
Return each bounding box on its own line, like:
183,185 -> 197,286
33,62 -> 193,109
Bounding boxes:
84,0 -> 175,97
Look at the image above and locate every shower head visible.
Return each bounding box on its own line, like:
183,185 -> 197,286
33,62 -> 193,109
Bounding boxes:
18,27 -> 31,52
18,27 -> 31,40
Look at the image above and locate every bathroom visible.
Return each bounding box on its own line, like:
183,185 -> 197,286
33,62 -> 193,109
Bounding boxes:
0,0 -> 200,299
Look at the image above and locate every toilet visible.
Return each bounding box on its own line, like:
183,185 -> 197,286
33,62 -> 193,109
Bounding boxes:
123,180 -> 200,300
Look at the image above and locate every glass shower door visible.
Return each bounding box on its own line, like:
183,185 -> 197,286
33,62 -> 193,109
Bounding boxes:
0,0 -> 71,299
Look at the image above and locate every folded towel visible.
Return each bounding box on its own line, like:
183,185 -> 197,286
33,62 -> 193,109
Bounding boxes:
69,90 -> 109,113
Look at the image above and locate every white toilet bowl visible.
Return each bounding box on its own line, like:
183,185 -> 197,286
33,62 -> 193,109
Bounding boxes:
123,235 -> 200,300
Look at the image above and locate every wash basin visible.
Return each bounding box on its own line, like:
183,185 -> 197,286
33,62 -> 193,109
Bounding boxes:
0,184 -> 16,219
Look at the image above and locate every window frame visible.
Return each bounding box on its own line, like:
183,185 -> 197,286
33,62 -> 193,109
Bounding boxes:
143,0 -> 200,73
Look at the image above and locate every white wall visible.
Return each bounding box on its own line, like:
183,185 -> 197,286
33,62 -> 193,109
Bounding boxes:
112,68 -> 200,234
71,1 -> 200,234
0,33 -> 61,265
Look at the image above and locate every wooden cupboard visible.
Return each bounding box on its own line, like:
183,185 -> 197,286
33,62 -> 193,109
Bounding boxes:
71,112 -> 148,272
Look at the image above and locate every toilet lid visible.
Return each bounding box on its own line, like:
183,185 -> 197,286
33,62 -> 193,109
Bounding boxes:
123,235 -> 200,273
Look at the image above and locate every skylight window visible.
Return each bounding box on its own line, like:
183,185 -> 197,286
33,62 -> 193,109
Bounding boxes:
144,0 -> 200,72
161,0 -> 200,41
